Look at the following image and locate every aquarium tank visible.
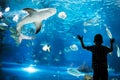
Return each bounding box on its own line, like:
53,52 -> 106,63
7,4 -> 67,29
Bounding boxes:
0,0 -> 120,80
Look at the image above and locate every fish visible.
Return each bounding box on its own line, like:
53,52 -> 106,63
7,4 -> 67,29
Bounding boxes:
67,68 -> 93,78
13,14 -> 19,22
83,15 -> 100,27
67,68 -> 85,77
105,24 -> 112,39
0,23 -> 8,30
42,44 -> 51,52
58,11 -> 67,19
17,8 -> 56,34
116,45 -> 120,57
16,8 -> 57,43
0,11 -> 3,18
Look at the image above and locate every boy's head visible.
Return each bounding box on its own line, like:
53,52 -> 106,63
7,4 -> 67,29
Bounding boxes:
94,34 -> 103,45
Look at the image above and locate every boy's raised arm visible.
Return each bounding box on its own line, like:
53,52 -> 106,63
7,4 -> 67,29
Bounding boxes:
77,35 -> 87,49
110,38 -> 115,51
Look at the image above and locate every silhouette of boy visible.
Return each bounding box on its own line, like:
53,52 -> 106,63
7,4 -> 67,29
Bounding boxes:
77,34 -> 115,80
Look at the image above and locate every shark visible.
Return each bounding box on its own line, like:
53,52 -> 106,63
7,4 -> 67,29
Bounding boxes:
16,8 -> 57,43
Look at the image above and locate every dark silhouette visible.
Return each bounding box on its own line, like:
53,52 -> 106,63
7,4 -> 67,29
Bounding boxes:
77,34 -> 115,80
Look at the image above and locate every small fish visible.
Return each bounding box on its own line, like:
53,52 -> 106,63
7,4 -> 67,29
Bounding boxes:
58,12 -> 67,19
5,7 -> 10,12
105,24 -> 112,39
67,68 -> 85,77
42,44 -> 51,52
0,23 -> 8,30
116,45 -> 120,57
13,15 -> 19,22
0,11 -> 3,18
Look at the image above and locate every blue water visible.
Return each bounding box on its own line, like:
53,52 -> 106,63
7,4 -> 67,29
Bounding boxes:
0,0 -> 120,80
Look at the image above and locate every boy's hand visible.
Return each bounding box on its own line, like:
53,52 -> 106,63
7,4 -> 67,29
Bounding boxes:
77,35 -> 83,41
110,38 -> 115,43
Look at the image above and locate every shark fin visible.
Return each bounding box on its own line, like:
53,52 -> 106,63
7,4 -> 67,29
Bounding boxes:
23,8 -> 36,15
34,22 -> 42,34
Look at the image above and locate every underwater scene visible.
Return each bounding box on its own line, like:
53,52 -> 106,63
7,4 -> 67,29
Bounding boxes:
0,0 -> 120,80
